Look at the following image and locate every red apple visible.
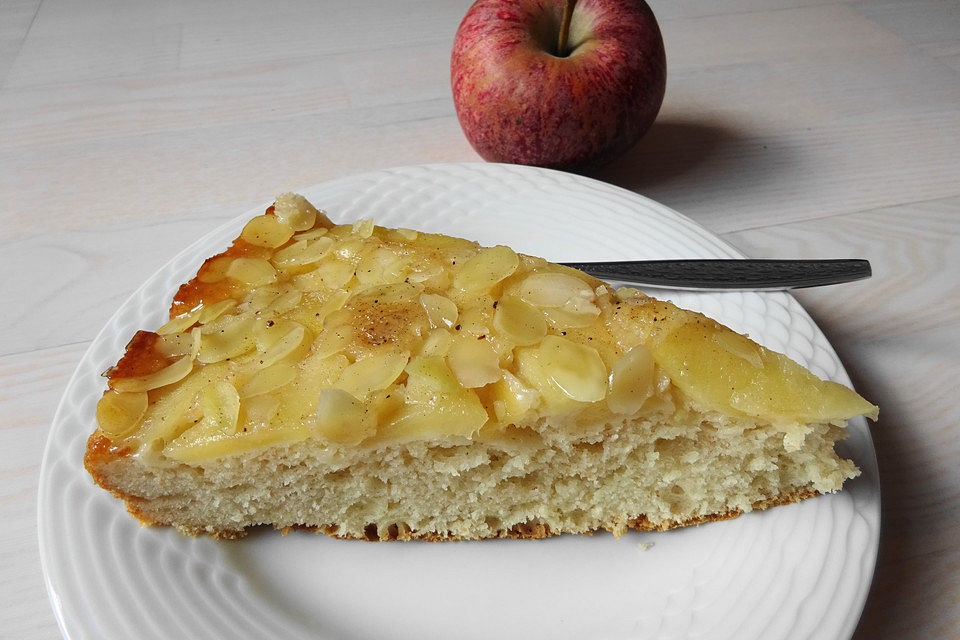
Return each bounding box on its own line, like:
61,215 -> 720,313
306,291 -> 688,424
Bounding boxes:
451,0 -> 666,170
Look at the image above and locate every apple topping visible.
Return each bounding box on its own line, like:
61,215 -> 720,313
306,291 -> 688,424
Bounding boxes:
241,214 -> 294,248
537,335 -> 607,403
487,371 -> 540,423
447,338 -> 502,388
713,330 -> 763,369
273,192 -> 319,231
652,319 -> 878,424
240,363 -> 297,398
243,394 -> 280,430
353,218 -> 375,239
314,388 -> 375,445
200,381 -> 241,433
607,344 -> 655,414
98,193 -> 875,461
378,388 -> 488,443
405,355 -> 462,394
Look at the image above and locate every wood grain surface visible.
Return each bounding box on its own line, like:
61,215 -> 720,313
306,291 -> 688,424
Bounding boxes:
1,0 -> 957,638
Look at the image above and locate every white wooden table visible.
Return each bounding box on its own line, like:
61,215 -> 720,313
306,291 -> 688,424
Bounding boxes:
2,1 -> 958,637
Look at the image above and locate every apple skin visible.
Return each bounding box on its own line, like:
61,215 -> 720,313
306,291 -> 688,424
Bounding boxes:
451,0 -> 666,170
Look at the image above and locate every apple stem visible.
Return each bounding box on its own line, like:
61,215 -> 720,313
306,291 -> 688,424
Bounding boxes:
557,0 -> 576,56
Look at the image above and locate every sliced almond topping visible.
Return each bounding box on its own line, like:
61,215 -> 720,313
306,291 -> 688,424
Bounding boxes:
157,308 -> 201,335
112,355 -> 195,392
335,348 -> 410,399
96,390 -> 148,438
259,324 -> 307,368
198,299 -> 238,324
356,247 -> 406,286
294,228 -> 328,242
198,316 -> 256,363
200,380 -> 241,432
311,328 -> 351,359
453,245 -> 519,292
274,236 -> 334,266
420,293 -> 459,329
240,362 -> 297,398
241,214 -> 294,248
266,289 -> 303,315
274,193 -> 319,231
518,272 -> 596,309
198,256 -> 234,284
226,257 -> 277,286
295,259 -> 355,291
493,296 -> 547,346
352,219 -> 375,239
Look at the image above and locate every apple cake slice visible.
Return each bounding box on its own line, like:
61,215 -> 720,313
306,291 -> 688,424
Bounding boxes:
85,193 -> 877,540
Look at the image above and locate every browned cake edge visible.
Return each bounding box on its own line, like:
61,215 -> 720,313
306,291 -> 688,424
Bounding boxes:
84,432 -> 821,542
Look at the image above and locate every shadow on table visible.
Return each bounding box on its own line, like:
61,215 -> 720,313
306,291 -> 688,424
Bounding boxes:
819,332 -> 938,639
585,117 -> 796,208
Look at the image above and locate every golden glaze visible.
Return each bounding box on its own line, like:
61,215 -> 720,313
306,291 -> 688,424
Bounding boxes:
96,194 -> 877,463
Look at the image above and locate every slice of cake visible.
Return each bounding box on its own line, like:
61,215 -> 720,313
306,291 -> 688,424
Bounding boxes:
85,193 -> 877,540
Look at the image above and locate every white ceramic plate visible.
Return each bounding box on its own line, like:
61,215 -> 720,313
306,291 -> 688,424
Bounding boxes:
38,163 -> 878,640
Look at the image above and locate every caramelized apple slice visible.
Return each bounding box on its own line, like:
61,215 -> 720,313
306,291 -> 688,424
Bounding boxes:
537,335 -> 607,402
314,388 -> 375,445
377,390 -> 489,443
652,318 -> 878,424
607,344 -> 655,414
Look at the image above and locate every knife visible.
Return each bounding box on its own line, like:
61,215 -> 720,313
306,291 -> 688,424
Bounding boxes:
559,259 -> 872,291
